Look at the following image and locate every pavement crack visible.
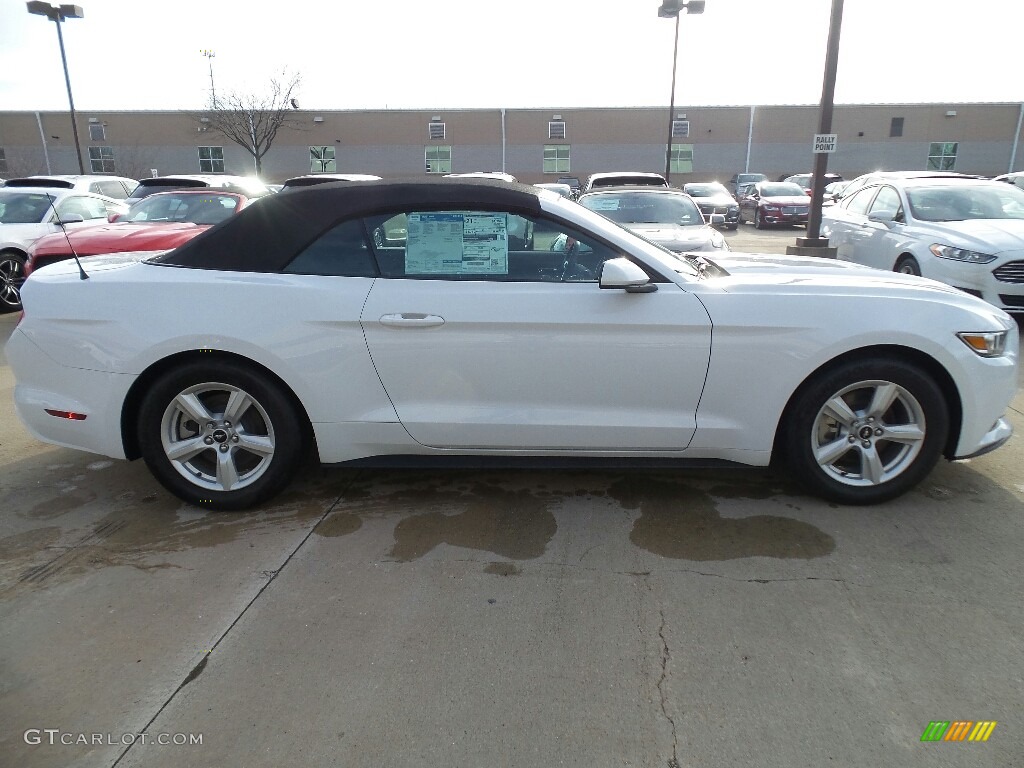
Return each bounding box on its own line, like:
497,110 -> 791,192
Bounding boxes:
108,474 -> 363,768
657,609 -> 680,768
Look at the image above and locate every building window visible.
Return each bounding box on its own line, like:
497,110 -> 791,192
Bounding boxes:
89,123 -> 106,141
428,122 -> 446,140
198,146 -> 225,173
669,144 -> 693,174
425,145 -> 452,174
548,121 -> 566,140
310,146 -> 336,173
0,147 -> 7,174
927,142 -> 957,170
890,117 -> 904,138
543,145 -> 570,174
671,120 -> 689,138
88,146 -> 115,173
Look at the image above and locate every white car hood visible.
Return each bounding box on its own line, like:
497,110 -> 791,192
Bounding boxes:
707,251 -> 966,297
923,219 -> 1024,253
0,222 -> 49,250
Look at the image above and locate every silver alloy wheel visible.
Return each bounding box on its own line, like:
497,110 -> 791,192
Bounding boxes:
897,261 -> 919,275
811,378 -> 926,487
160,382 -> 276,492
0,254 -> 25,309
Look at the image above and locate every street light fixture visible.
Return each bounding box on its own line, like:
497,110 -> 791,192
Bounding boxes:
26,2 -> 85,175
658,0 -> 704,185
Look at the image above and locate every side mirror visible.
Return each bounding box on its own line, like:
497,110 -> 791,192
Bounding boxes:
58,214 -> 85,224
709,213 -> 726,227
867,210 -> 896,224
108,213 -> 122,223
599,257 -> 657,293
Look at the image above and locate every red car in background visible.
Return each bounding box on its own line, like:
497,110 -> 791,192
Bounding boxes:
25,189 -> 261,275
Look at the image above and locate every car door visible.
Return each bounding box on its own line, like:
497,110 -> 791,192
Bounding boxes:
827,186 -> 878,264
359,207 -> 713,451
851,185 -> 906,269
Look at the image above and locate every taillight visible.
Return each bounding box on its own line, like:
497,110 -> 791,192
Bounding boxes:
16,310 -> 25,327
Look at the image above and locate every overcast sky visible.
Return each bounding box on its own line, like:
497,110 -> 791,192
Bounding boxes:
1,0 -> 1019,112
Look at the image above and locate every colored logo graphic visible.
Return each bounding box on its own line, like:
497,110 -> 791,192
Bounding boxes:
921,721 -> 997,742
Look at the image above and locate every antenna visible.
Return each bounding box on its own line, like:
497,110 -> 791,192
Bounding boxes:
45,193 -> 90,280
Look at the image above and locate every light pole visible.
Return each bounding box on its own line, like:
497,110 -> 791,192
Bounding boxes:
658,0 -> 704,185
200,49 -> 217,107
27,2 -> 85,175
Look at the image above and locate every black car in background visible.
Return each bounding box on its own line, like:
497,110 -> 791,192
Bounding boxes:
681,182 -> 740,230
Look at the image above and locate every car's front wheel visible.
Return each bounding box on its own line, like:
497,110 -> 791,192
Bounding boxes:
894,255 -> 921,276
754,209 -> 765,229
0,250 -> 26,313
782,358 -> 948,505
138,361 -> 307,510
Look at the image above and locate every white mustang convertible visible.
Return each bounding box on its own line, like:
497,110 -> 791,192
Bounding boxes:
7,179 -> 1018,509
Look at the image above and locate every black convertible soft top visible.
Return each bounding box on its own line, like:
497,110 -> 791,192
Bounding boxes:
153,178 -> 545,273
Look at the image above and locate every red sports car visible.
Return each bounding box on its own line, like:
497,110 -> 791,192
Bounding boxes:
25,189 -> 260,275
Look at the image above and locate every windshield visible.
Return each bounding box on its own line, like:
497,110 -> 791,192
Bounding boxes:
683,183 -> 730,198
125,193 -> 240,224
0,191 -> 53,224
760,183 -> 807,197
580,192 -> 704,226
906,184 -> 1024,222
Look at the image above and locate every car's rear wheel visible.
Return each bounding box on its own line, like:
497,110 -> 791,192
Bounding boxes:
138,361 -> 307,510
895,255 -> 921,276
0,250 -> 26,313
782,358 -> 948,505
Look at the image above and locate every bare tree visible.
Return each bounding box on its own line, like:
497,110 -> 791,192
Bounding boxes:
199,70 -> 302,177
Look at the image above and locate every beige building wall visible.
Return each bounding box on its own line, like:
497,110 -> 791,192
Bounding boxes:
2,103 -> 1022,184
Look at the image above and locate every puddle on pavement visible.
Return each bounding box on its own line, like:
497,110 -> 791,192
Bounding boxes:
0,462 -> 346,598
386,476 -> 559,562
484,561 -> 522,577
609,475 -> 835,561
314,512 -> 363,538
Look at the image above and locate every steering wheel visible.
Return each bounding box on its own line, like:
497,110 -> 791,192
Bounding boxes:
559,237 -> 593,282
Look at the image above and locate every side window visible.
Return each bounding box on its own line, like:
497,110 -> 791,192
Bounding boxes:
91,180 -> 127,199
56,195 -> 109,220
868,186 -> 903,221
364,208 -> 619,283
843,187 -> 876,216
283,219 -> 378,277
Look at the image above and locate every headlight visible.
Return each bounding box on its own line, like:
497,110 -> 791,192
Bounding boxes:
709,231 -> 727,249
929,244 -> 996,264
957,331 -> 1009,357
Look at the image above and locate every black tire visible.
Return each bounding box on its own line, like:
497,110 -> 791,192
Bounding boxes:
754,209 -> 765,229
137,360 -> 307,510
782,358 -> 948,505
727,224 -> 738,231
894,255 -> 921,276
0,250 -> 27,314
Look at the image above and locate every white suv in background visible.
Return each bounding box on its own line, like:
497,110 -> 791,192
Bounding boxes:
4,175 -> 138,200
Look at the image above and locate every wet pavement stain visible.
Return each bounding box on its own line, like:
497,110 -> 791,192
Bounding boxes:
0,527 -> 63,560
314,512 -> 363,538
610,476 -> 835,561
370,474 -> 560,562
484,562 -> 522,577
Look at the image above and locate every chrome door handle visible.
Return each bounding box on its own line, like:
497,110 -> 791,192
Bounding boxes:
378,313 -> 445,328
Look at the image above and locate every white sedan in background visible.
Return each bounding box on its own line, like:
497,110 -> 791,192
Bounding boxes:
8,180 -> 1017,510
0,186 -> 129,312
821,178 -> 1024,314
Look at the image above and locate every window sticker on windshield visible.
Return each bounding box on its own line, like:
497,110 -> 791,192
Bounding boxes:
405,212 -> 509,275
586,198 -> 620,211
